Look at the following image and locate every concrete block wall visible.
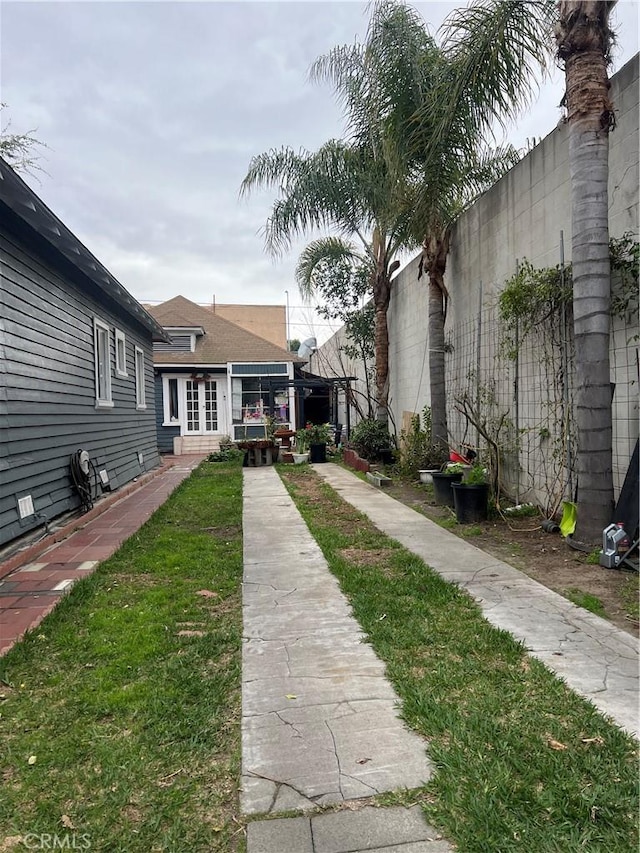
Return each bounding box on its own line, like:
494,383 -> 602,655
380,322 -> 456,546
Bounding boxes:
312,55 -> 639,505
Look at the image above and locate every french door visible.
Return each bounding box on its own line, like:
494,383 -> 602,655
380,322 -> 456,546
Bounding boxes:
184,379 -> 224,434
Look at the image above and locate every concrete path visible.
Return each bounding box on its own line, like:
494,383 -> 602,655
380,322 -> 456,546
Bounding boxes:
247,805 -> 451,853
242,467 -> 449,851
315,464 -> 639,738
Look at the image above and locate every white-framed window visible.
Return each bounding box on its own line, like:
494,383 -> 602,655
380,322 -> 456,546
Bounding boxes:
115,329 -> 127,377
162,376 -> 180,425
93,317 -> 113,407
135,346 -> 146,409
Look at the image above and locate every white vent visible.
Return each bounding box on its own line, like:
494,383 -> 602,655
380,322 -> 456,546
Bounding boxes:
18,495 -> 35,519
99,469 -> 110,485
138,453 -> 144,465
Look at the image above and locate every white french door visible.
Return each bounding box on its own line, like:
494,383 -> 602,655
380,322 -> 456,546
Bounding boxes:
184,379 -> 226,435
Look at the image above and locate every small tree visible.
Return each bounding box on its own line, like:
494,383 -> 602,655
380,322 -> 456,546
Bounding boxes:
0,104 -> 48,176
301,250 -> 377,417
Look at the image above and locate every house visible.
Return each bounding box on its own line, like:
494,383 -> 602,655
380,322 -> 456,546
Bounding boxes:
0,158 -> 168,548
147,296 -> 300,454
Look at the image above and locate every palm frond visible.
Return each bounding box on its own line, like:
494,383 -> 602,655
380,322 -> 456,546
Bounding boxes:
295,237 -> 364,300
437,0 -> 555,142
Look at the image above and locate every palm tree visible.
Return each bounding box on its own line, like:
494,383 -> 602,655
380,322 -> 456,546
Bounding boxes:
555,1 -> 617,540
314,0 -> 552,449
441,0 -> 617,540
413,1 -> 552,449
240,135 -> 417,423
413,148 -> 523,449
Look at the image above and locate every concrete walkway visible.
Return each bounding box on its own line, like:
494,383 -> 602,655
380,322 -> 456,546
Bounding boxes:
242,463 -> 638,851
242,467 -> 450,852
315,464 -> 639,738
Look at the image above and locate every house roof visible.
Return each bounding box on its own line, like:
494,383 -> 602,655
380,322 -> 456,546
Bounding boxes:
148,295 -> 304,365
0,157 -> 168,342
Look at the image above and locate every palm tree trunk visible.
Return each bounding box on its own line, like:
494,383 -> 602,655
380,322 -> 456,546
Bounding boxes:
373,289 -> 391,422
557,1 -> 615,543
371,252 -> 399,425
424,230 -> 450,450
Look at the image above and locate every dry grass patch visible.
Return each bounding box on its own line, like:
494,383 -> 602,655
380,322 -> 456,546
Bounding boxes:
338,546 -> 393,569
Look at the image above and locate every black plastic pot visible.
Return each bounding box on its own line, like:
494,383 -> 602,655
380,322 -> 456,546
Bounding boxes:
452,482 -> 489,523
431,471 -> 463,506
309,442 -> 327,463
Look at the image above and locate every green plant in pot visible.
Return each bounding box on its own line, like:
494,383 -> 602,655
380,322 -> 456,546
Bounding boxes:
431,462 -> 465,507
464,463 -> 488,485
350,418 -> 394,462
452,463 -> 490,523
298,422 -> 333,462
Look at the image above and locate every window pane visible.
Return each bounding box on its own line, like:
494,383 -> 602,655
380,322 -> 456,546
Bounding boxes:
169,378 -> 179,420
97,327 -> 109,400
241,377 -> 265,422
135,349 -> 145,407
186,380 -> 199,430
274,391 -> 289,423
204,381 -> 218,431
116,335 -> 126,373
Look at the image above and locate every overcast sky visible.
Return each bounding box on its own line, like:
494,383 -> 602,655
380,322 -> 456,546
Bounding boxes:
1,0 -> 638,345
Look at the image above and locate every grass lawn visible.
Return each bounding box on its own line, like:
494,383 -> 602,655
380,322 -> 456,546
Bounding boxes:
0,461 -> 244,852
278,465 -> 639,853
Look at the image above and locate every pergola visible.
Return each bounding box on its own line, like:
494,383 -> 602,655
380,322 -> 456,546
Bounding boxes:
262,371 -> 358,439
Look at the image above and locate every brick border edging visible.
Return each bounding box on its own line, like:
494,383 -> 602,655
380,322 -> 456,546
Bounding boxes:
342,448 -> 371,473
0,457 -> 183,581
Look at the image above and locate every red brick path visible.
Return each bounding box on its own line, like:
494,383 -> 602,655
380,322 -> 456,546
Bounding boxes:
0,455 -> 205,656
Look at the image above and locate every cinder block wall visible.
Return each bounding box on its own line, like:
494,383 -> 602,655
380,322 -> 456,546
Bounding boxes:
313,55 -> 639,505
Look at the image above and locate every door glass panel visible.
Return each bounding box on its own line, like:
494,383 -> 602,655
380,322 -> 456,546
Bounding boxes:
186,380 -> 200,432
204,381 -> 218,431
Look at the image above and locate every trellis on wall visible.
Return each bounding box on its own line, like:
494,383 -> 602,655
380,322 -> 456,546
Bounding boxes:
445,234 -> 638,517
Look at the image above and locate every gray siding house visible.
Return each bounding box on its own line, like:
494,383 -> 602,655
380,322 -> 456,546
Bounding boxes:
0,158 -> 168,548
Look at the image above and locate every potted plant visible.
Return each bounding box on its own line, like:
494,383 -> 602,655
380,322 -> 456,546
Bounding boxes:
431,462 -> 465,507
451,463 -> 490,523
349,418 -> 395,463
418,443 -> 450,483
298,422 -> 333,463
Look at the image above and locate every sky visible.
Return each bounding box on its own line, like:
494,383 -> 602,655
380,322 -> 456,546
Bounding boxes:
1,0 -> 638,346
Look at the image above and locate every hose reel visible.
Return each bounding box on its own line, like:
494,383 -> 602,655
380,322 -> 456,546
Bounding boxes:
70,449 -> 97,513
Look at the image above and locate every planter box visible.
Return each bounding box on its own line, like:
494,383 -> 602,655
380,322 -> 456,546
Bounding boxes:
366,471 -> 392,488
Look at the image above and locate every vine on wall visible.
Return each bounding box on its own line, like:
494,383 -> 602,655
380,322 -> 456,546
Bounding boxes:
498,232 -> 639,359
480,233 -> 640,515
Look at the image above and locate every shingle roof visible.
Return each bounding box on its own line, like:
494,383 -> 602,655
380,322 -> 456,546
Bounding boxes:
148,295 -> 303,365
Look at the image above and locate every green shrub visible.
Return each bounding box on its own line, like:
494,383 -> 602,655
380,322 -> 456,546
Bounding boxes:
349,418 -> 394,461
208,446 -> 243,463
396,407 -> 448,479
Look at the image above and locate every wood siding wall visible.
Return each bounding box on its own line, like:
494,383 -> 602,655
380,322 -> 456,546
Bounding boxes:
0,226 -> 160,547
